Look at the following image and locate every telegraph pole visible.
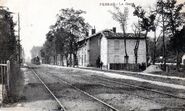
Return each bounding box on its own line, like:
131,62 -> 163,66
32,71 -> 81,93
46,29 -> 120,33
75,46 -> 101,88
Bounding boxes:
18,13 -> 21,65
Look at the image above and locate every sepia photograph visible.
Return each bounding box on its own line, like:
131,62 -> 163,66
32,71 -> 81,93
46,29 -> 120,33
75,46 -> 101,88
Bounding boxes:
0,0 -> 185,110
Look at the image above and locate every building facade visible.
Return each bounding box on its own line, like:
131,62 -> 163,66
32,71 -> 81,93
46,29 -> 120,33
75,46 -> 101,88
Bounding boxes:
77,29 -> 146,69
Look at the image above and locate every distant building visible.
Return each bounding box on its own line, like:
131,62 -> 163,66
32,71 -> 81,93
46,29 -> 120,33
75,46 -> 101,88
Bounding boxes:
77,28 -> 146,69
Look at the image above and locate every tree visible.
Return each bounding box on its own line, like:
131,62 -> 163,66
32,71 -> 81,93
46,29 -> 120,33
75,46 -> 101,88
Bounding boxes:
0,7 -> 16,60
132,5 -> 156,66
41,8 -> 90,66
54,28 -> 68,65
110,6 -> 129,63
156,0 -> 185,70
170,26 -> 185,69
156,0 -> 169,70
132,22 -> 142,64
55,8 -> 90,66
42,39 -> 54,64
152,14 -> 163,65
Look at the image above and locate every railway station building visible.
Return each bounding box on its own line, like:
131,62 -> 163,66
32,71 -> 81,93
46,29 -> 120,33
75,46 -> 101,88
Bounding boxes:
77,28 -> 147,70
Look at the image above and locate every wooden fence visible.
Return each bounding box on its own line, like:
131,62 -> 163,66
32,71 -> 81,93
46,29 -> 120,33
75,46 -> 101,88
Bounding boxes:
0,60 -> 20,103
109,63 -> 141,71
0,60 -> 9,103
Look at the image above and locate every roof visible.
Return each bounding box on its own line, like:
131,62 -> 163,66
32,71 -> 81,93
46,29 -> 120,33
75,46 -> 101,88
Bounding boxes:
78,29 -> 146,42
102,30 -> 145,39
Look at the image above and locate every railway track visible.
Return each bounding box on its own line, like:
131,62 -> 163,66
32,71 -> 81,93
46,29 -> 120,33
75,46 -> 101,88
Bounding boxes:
43,70 -> 185,110
91,75 -> 185,100
29,66 -> 120,111
31,67 -> 66,111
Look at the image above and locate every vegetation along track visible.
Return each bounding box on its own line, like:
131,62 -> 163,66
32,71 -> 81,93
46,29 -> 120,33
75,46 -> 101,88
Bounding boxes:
92,75 -> 185,100
29,66 -> 120,111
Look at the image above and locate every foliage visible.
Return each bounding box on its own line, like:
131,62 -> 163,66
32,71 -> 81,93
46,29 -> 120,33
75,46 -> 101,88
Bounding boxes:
132,4 -> 156,66
170,26 -> 185,53
133,6 -> 156,32
41,8 -> 90,65
157,0 -> 185,36
132,22 -> 142,64
56,8 -> 90,38
0,7 -> 16,60
110,6 -> 129,63
110,6 -> 129,34
156,0 -> 185,70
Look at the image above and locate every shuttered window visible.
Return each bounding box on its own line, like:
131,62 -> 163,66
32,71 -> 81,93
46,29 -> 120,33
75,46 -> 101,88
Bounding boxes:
114,40 -> 120,50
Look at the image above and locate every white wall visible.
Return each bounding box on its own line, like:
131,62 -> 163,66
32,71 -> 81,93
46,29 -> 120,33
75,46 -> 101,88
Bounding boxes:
108,39 -> 125,63
107,39 -> 146,64
77,40 -> 90,66
137,40 -> 146,64
100,36 -> 108,66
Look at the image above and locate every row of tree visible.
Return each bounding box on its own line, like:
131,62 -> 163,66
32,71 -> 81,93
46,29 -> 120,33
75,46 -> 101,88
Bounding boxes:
40,8 -> 90,66
41,0 -> 185,71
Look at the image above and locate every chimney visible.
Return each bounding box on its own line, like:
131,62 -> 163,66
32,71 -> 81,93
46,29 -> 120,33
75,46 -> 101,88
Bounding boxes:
113,27 -> 116,33
92,29 -> 96,35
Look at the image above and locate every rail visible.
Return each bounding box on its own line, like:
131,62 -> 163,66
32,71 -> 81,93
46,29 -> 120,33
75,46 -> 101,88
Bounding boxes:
31,68 -> 66,111
29,65 -> 119,111
93,75 -> 185,100
51,74 -> 119,111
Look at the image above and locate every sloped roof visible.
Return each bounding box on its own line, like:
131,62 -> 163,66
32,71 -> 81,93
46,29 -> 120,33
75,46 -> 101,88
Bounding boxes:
78,29 -> 145,42
101,30 -> 145,39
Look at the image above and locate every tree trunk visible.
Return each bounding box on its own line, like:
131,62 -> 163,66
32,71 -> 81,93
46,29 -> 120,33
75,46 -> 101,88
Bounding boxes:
123,29 -> 129,64
162,5 -> 166,71
145,31 -> 149,67
134,38 -> 140,64
60,54 -> 64,66
73,51 -> 78,67
69,39 -> 73,67
65,54 -> 68,67
134,48 -> 138,64
54,55 -> 56,65
153,31 -> 157,65
176,50 -> 180,72
69,53 -> 72,67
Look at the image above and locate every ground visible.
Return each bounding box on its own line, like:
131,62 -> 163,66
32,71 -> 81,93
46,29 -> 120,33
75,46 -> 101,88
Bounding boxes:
1,64 -> 185,111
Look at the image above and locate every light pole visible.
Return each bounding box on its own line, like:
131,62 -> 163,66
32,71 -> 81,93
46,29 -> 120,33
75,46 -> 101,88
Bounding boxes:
17,13 -> 21,66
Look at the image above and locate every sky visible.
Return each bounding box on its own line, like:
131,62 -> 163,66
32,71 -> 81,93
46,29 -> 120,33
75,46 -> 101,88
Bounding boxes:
0,0 -> 184,59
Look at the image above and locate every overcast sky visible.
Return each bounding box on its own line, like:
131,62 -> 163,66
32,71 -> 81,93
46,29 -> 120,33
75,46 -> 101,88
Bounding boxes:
0,0 -> 184,59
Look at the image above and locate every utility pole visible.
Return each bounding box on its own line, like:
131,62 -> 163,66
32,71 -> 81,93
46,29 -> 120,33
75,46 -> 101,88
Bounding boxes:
18,13 -> 21,66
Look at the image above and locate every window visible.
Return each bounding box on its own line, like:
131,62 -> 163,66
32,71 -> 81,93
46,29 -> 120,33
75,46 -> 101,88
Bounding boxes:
84,54 -> 86,63
98,38 -> 100,46
114,40 -> 120,50
114,55 -> 119,63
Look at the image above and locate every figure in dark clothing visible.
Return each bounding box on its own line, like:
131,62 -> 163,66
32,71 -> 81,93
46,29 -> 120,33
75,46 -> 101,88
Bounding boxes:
100,61 -> 103,70
96,56 -> 100,68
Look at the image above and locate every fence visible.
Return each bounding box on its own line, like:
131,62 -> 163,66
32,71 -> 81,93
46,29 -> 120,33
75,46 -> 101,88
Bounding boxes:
0,59 -> 20,103
0,60 -> 9,103
109,63 -> 140,71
